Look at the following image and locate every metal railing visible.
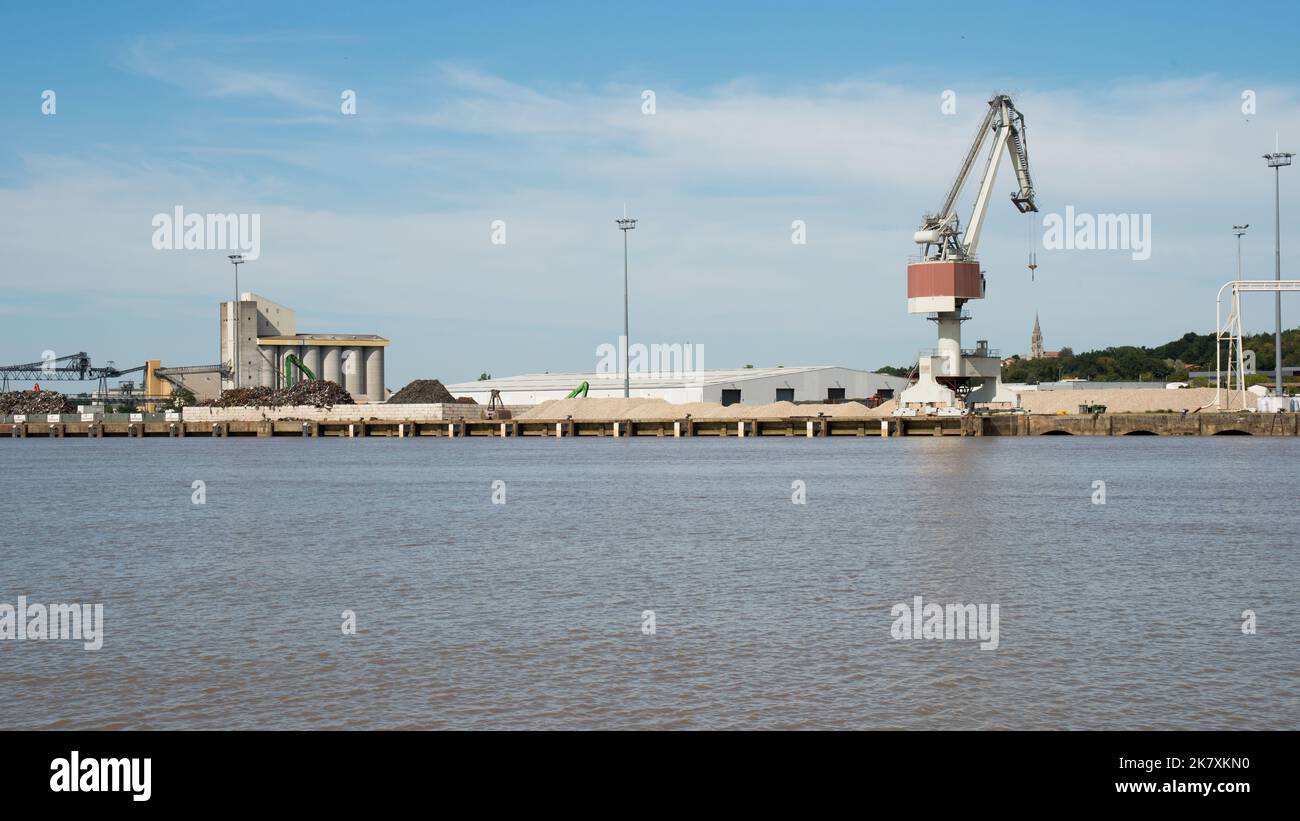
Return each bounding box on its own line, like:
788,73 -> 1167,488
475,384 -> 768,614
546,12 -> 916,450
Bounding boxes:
917,347 -> 1001,358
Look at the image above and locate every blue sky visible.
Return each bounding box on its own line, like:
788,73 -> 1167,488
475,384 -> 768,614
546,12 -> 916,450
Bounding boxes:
2,1 -> 1298,387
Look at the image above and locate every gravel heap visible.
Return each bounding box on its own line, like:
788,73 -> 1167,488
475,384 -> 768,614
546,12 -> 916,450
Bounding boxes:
202,380 -> 355,409
1014,387 -> 1223,414
0,390 -> 78,415
387,379 -> 457,404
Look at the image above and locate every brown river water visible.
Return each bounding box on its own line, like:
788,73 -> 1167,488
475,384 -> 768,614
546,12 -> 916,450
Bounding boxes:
1,436 -> 1296,729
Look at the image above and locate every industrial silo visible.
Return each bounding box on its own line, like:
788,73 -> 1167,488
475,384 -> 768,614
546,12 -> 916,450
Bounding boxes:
344,346 -> 363,397
365,347 -> 384,402
302,346 -> 321,383
323,347 -> 342,385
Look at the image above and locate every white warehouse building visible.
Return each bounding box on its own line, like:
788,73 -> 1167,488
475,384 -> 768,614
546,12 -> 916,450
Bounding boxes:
446,367 -> 906,406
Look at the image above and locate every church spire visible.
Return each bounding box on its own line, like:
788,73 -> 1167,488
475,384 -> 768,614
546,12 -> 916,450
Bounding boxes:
1031,314 -> 1044,359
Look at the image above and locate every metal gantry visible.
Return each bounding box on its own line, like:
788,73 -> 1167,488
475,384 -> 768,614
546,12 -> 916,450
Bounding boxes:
1215,279 -> 1300,410
0,352 -> 144,394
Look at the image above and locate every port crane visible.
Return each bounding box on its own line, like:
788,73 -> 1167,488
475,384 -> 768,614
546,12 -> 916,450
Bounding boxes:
899,93 -> 1038,413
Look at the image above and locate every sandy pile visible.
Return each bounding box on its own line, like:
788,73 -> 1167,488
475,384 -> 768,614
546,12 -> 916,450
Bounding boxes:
1015,387 -> 1224,414
514,389 -> 1233,420
518,397 -> 894,420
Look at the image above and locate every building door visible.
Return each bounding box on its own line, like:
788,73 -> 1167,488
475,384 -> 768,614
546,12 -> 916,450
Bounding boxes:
827,387 -> 846,401
720,389 -> 741,406
775,388 -> 794,402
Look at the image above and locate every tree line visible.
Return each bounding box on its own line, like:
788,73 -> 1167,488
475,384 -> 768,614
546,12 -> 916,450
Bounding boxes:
875,326 -> 1300,384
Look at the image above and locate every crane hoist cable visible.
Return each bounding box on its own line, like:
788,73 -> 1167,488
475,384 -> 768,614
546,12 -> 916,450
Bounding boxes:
1027,210 -> 1038,281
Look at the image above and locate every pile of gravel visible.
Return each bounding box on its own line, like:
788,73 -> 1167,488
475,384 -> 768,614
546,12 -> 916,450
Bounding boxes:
203,380 -> 355,409
0,390 -> 78,415
387,379 -> 457,404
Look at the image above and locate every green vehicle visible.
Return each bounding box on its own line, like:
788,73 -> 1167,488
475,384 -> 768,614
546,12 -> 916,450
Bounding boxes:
284,354 -> 316,386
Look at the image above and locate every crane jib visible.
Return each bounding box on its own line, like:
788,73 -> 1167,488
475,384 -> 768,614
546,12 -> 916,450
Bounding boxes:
919,94 -> 1038,261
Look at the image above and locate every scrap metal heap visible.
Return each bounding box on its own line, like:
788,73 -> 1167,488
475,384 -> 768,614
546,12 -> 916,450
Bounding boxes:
0,390 -> 78,415
203,380 -> 354,409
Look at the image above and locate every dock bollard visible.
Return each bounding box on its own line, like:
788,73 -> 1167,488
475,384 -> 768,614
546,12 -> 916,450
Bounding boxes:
880,420 -> 889,437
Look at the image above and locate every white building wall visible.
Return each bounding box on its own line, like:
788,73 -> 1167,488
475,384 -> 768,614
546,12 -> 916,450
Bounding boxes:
242,292 -> 296,337
446,369 -> 904,406
699,368 -> 899,403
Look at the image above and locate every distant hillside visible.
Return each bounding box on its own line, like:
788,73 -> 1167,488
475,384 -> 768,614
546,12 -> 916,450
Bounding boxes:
1001,327 -> 1300,383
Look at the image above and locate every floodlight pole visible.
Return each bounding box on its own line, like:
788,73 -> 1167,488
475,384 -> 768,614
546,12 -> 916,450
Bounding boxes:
616,211 -> 637,399
228,254 -> 245,388
1264,149 -> 1293,395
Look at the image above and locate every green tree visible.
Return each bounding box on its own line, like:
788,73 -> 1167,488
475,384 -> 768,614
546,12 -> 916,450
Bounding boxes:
163,387 -> 196,410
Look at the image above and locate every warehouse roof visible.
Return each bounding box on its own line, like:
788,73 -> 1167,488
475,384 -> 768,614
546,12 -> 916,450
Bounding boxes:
447,367 -> 877,392
257,334 -> 389,346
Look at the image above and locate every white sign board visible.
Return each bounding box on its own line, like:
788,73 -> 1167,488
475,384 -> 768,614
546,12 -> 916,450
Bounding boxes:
13,414 -> 26,423
46,414 -> 61,423
81,413 -> 95,422
130,413 -> 144,422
